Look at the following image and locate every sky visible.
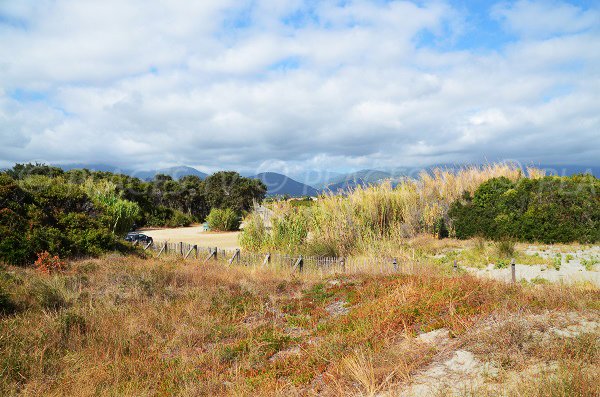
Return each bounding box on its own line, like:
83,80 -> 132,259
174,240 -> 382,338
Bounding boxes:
0,0 -> 599,176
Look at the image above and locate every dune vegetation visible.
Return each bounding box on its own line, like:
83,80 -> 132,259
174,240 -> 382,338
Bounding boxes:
240,164 -> 600,257
1,254 -> 598,396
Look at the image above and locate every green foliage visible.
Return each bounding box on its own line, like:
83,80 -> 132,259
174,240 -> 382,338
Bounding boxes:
269,210 -> 309,253
581,257 -> 599,271
0,174 -> 119,265
238,213 -> 268,251
83,179 -> 140,234
450,175 -> 600,244
494,259 -> 510,269
167,210 -> 193,228
553,254 -> 562,271
495,239 -> 516,258
206,208 -> 240,231
1,163 -> 268,264
203,171 -> 267,213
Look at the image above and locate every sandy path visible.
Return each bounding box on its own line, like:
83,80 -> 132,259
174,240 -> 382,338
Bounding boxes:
467,245 -> 600,286
140,226 -> 240,249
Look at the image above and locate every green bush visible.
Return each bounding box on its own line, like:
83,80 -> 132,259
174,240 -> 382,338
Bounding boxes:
167,210 -> 193,228
450,175 -> 600,244
0,174 -> 120,265
206,208 -> 240,231
238,213 -> 268,251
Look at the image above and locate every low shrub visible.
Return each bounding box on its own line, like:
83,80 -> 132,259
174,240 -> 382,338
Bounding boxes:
34,251 -> 67,274
238,212 -> 267,251
206,208 -> 240,231
449,175 -> 600,244
28,277 -> 71,311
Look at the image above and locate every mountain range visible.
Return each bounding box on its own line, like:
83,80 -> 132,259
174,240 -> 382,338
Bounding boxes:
50,163 -> 600,197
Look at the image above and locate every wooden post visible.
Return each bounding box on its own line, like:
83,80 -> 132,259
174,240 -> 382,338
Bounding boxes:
194,245 -> 198,260
184,245 -> 195,259
203,247 -> 217,263
228,249 -> 240,265
263,253 -> 271,266
143,241 -> 152,250
392,258 -> 398,272
453,259 -> 458,273
214,247 -> 218,261
340,257 -> 346,273
511,259 -> 516,283
294,256 -> 304,272
157,241 -> 167,257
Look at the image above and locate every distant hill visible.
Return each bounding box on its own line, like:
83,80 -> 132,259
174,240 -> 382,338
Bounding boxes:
251,172 -> 319,197
321,169 -> 397,192
134,166 -> 208,181
288,170 -> 344,189
537,164 -> 600,177
58,164 -> 207,181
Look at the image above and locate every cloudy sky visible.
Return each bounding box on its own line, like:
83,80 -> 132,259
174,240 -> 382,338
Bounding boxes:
1,0 -> 599,175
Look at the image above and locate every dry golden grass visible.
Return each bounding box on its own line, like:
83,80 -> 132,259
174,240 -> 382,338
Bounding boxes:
0,254 -> 597,396
241,163 -> 534,257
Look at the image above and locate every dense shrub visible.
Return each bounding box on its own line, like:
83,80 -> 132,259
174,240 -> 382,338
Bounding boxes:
449,175 -> 600,243
238,213 -> 267,252
206,208 -> 240,231
0,174 -> 120,265
167,210 -> 193,228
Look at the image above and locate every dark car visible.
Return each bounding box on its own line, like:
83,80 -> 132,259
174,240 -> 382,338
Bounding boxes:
125,232 -> 153,245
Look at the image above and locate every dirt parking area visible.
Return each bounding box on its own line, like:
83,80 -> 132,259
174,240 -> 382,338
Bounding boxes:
140,226 -> 240,249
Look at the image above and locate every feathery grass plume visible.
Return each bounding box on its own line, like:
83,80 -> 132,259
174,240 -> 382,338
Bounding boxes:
241,162 -> 532,256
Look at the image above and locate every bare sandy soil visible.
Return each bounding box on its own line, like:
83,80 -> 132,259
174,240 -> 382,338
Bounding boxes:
467,245 -> 600,287
139,226 -> 240,249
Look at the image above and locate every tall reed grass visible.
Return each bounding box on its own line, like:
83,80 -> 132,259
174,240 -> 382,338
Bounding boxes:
240,163 -> 536,256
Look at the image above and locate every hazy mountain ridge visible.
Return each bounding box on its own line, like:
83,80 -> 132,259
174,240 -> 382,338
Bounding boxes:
250,172 -> 319,197
58,164 -> 208,181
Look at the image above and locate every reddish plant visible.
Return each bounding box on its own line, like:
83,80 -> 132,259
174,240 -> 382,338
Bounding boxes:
34,251 -> 67,274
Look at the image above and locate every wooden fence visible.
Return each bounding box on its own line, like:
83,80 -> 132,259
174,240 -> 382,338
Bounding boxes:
139,240 -> 519,281
139,240 -> 418,275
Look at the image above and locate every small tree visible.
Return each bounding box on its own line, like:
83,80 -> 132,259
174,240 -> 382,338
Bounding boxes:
206,208 -> 240,231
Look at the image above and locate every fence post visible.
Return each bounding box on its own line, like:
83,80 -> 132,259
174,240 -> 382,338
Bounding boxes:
157,241 -> 167,257
214,247 -> 218,261
263,253 -> 271,266
184,244 -> 195,259
340,257 -> 345,273
511,259 -> 516,283
453,259 -> 458,273
194,245 -> 198,260
294,256 -> 304,273
392,258 -> 398,272
228,249 -> 240,265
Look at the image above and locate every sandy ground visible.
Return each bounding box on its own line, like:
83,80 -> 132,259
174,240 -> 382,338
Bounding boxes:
467,245 -> 600,286
140,226 -> 240,249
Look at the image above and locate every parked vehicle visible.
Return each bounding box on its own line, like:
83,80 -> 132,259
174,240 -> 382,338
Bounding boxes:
125,232 -> 153,245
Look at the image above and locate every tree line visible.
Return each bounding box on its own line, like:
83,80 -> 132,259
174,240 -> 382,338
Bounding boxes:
0,163 -> 266,265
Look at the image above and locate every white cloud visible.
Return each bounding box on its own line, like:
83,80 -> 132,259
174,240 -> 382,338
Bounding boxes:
493,0 -> 600,39
0,0 -> 599,172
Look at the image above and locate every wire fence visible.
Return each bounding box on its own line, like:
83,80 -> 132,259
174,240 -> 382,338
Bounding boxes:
137,240 -> 430,276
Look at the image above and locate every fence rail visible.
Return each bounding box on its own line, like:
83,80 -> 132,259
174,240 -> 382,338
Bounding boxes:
142,240 -> 519,281
142,240 -> 422,275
